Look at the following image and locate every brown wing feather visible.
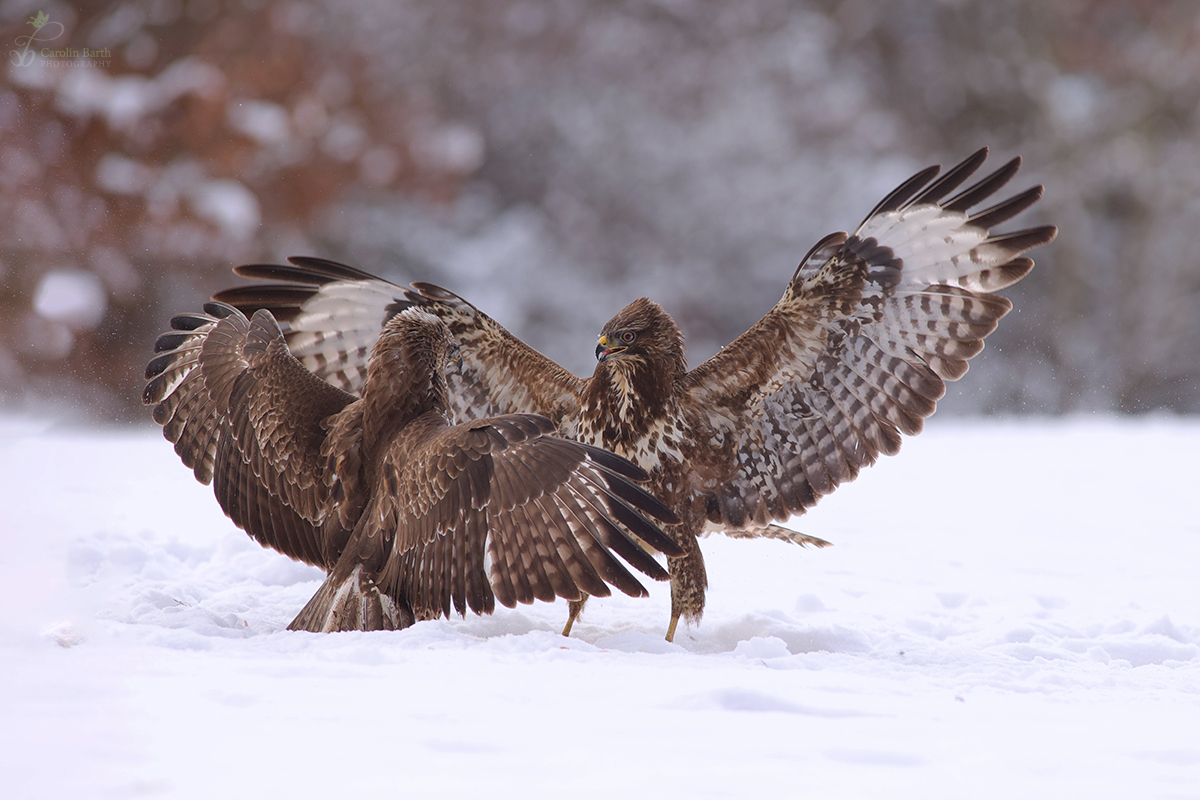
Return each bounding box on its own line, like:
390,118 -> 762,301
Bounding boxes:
405,283 -> 585,425
145,303 -> 358,567
144,303 -> 242,485
683,148 -> 1057,529
214,257 -> 410,394
368,413 -> 678,621
212,259 -> 587,427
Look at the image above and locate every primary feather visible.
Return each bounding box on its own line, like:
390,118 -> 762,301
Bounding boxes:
145,302 -> 680,632
212,147 -> 1057,638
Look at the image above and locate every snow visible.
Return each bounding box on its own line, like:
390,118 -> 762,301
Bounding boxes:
187,178 -> 261,242
53,59 -> 223,131
227,100 -> 292,146
1,417 -> 1197,798
95,153 -> 156,195
410,122 -> 487,174
32,269 -> 107,328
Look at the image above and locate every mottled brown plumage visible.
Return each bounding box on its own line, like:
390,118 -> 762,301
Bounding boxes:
213,148 -> 1057,639
144,304 -> 681,632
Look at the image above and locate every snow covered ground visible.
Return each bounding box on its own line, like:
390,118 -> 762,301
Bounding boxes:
1,416 -> 1197,799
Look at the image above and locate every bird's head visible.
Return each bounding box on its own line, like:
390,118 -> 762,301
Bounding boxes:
371,308 -> 461,401
595,298 -> 685,372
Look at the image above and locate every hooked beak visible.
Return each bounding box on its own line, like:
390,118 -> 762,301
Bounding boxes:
595,335 -> 624,362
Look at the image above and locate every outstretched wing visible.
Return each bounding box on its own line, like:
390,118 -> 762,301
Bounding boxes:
214,256 -> 408,394
214,259 -> 585,425
144,303 -> 358,567
683,147 -> 1057,529
297,413 -> 681,629
403,283 -> 584,424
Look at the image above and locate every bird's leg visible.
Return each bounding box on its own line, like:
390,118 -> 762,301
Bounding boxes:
665,613 -> 681,643
562,595 -> 589,636
665,536 -> 707,641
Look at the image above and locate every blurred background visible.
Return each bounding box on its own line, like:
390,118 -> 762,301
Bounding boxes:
1,0 -> 1197,426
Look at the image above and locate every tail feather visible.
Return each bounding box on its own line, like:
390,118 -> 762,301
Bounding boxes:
288,565 -> 413,633
713,524 -> 833,549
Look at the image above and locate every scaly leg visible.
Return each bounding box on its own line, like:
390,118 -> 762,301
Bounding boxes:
665,535 -> 708,641
665,612 -> 681,643
562,595 -> 588,636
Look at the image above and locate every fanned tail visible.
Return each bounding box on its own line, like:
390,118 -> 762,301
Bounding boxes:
288,565 -> 414,633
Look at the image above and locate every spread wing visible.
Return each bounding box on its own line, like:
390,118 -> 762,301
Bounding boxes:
144,303 -> 358,567
683,147 -> 1057,529
403,283 -> 584,424
214,259 -> 584,425
293,414 -> 681,630
214,257 -> 406,394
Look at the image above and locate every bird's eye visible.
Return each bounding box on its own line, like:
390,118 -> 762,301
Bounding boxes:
620,331 -> 636,344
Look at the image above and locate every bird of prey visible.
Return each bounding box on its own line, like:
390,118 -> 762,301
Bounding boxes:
143,303 -> 682,632
212,147 -> 1057,640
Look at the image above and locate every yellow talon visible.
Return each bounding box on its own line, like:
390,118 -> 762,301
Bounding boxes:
665,614 -> 680,643
563,597 -> 586,637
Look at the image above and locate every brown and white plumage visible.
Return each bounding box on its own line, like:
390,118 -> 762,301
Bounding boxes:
212,148 -> 1057,639
144,303 -> 681,632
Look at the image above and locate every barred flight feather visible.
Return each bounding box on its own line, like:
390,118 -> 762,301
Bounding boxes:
194,147 -> 1055,639
146,302 -> 679,633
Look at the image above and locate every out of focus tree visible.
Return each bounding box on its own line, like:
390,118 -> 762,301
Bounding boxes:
0,0 -> 476,420
1,0 -> 1196,422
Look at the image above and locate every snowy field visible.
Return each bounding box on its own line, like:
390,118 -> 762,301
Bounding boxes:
1,415 -> 1197,799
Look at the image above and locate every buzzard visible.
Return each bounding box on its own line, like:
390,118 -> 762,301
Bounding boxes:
214,147 -> 1057,640
143,303 -> 682,632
